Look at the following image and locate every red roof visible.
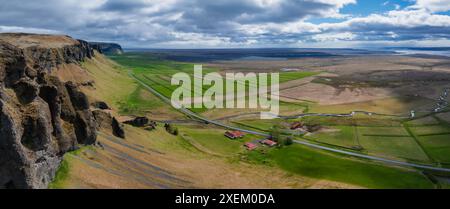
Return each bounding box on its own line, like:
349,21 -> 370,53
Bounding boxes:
244,142 -> 257,150
225,131 -> 245,139
261,139 -> 277,146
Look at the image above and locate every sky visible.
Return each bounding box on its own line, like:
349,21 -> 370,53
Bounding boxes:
0,0 -> 450,48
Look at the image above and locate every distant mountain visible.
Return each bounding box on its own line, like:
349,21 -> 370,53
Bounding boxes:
89,42 -> 123,55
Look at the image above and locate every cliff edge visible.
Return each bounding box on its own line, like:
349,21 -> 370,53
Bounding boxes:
0,33 -> 98,188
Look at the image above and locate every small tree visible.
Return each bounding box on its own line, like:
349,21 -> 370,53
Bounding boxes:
270,126 -> 281,142
285,136 -> 293,146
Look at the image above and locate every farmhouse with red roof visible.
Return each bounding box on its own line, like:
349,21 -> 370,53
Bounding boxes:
224,131 -> 245,139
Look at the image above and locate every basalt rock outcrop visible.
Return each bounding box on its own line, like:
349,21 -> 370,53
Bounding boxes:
0,33 -> 99,189
124,116 -> 157,131
124,116 -> 150,127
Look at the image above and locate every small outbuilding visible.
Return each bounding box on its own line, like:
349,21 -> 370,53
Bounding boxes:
244,142 -> 258,151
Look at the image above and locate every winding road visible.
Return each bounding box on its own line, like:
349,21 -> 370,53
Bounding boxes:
129,72 -> 450,173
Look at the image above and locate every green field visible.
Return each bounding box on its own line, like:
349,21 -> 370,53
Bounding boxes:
358,126 -> 410,136
410,125 -> 450,136
232,119 -> 281,132
111,53 -> 319,114
407,125 -> 450,164
300,124 -> 433,162
406,116 -> 441,126
416,134 -> 450,164
356,126 -> 430,162
111,53 -> 216,113
247,144 -> 434,188
305,126 -> 359,149
359,135 -> 430,162
118,86 -> 167,115
279,71 -> 320,83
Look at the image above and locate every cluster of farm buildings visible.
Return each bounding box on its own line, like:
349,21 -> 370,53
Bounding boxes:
223,121 -> 319,151
224,131 -> 277,151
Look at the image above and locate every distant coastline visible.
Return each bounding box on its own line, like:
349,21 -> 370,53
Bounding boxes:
120,47 -> 450,62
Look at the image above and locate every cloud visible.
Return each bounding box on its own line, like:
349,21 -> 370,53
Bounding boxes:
312,32 -> 356,42
318,8 -> 450,41
0,0 -> 449,48
410,0 -> 450,13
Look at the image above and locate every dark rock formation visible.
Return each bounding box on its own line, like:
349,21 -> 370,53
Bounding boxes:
112,117 -> 125,138
124,116 -> 149,127
92,109 -> 125,139
92,101 -> 110,110
0,33 -> 97,189
89,42 -> 123,55
123,116 -> 157,131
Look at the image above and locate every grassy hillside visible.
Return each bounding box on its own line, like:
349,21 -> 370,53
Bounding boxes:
81,53 -> 184,120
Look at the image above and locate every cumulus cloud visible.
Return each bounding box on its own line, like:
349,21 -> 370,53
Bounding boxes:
410,0 -> 450,12
316,6 -> 450,43
0,0 -> 449,47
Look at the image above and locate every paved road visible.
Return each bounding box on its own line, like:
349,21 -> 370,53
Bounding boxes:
130,72 -> 450,173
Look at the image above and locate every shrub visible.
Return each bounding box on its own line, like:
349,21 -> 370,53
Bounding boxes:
164,123 -> 178,135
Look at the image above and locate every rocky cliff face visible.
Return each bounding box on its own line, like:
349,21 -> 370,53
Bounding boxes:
89,42 -> 123,55
0,33 -> 97,189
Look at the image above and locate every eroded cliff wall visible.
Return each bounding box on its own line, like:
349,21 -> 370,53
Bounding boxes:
0,33 -> 97,189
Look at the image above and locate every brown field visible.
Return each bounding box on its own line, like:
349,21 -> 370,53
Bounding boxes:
207,55 -> 450,113
206,55 -> 450,74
